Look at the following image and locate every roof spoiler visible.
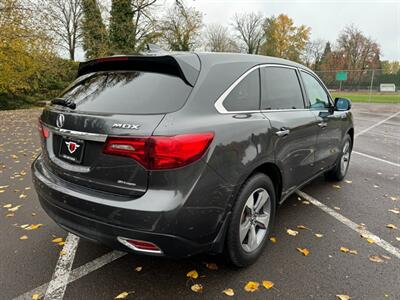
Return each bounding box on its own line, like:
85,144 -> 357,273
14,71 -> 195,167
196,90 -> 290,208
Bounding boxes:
77,55 -> 200,87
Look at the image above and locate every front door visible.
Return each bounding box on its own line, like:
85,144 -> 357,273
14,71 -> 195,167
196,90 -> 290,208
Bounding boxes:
260,66 -> 318,197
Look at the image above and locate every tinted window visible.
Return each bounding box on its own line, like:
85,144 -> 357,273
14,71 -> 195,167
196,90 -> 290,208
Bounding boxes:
301,71 -> 331,109
223,69 -> 260,111
261,67 -> 304,110
59,71 -> 192,114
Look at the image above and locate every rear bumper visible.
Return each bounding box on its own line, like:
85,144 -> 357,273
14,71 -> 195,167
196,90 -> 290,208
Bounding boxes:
32,155 -> 231,258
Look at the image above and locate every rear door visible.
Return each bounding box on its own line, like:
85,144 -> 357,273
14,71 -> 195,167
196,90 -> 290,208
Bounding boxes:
260,66 -> 318,196
300,70 -> 342,171
40,57 -> 197,197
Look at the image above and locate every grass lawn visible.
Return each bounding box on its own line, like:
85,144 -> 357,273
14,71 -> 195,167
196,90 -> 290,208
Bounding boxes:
331,92 -> 400,104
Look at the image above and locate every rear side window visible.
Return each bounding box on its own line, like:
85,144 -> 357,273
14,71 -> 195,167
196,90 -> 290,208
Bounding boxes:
223,69 -> 260,111
300,71 -> 331,109
260,67 -> 304,110
60,71 -> 192,114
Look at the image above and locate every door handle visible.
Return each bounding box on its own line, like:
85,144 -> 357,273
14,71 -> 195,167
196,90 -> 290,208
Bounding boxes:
318,122 -> 328,128
275,128 -> 290,137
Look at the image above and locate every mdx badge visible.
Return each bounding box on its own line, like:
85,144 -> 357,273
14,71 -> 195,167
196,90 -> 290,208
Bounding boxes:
112,123 -> 140,130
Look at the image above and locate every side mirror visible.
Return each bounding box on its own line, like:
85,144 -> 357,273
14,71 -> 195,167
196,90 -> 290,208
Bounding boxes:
334,97 -> 351,111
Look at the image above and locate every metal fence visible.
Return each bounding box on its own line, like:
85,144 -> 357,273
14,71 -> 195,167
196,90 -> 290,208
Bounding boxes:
314,69 -> 399,93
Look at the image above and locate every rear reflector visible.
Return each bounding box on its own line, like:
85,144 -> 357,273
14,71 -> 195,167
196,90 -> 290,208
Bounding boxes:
117,237 -> 162,254
103,132 -> 214,170
38,120 -> 49,138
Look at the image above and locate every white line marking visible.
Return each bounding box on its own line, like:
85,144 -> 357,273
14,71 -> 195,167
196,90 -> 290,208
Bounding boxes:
44,234 -> 80,300
353,151 -> 400,167
297,190 -> 400,260
355,110 -> 400,137
13,251 -> 126,300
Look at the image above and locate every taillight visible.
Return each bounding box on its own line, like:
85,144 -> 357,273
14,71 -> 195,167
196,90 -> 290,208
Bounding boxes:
103,132 -> 214,170
38,120 -> 49,138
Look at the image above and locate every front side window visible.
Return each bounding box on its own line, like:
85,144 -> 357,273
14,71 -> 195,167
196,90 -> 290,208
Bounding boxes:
301,71 -> 331,110
223,69 -> 260,112
260,67 -> 304,110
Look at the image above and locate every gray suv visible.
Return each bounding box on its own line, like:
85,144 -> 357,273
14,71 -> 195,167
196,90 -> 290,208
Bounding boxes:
32,53 -> 353,267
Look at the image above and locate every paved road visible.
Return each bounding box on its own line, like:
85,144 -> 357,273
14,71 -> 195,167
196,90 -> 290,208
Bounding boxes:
0,103 -> 399,300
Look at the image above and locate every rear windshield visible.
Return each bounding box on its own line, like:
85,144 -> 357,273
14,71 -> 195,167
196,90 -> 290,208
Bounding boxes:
59,71 -> 193,114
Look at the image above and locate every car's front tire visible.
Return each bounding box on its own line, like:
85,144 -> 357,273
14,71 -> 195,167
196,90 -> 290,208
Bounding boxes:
226,173 -> 276,267
325,134 -> 352,181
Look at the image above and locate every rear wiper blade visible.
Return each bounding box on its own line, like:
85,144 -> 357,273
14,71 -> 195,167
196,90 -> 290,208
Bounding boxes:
51,97 -> 76,109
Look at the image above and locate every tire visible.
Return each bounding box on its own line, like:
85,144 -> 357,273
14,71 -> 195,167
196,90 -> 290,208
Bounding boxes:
226,173 -> 276,267
325,134 -> 352,181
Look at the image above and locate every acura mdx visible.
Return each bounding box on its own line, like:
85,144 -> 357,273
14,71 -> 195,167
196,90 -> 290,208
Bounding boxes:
32,53 -> 353,266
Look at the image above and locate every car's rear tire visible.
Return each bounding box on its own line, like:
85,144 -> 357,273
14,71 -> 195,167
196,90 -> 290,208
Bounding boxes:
325,134 -> 352,181
226,173 -> 276,267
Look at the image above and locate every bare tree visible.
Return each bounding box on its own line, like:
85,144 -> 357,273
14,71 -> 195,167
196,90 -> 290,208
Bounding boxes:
38,0 -> 83,60
232,12 -> 264,54
130,0 -> 159,52
159,0 -> 203,51
302,39 -> 325,69
205,23 -> 239,52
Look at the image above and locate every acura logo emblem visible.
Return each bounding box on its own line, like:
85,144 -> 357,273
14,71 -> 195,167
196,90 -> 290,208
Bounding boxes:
56,114 -> 65,128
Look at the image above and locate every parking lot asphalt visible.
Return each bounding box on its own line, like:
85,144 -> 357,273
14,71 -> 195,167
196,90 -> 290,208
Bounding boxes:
0,103 -> 399,300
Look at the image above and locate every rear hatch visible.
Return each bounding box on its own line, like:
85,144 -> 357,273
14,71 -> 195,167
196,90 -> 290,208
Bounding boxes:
39,54 -> 200,197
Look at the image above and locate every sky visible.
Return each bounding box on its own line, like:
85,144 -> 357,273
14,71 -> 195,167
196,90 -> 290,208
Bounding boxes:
164,0 -> 400,61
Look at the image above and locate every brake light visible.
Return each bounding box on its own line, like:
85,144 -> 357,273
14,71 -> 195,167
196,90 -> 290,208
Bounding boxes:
103,132 -> 214,170
38,120 -> 49,138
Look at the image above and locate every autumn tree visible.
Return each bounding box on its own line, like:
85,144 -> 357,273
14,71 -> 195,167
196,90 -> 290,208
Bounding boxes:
337,25 -> 381,71
232,12 -> 264,54
37,0 -> 83,61
260,14 -> 310,62
159,0 -> 203,51
205,24 -> 239,52
81,0 -> 108,58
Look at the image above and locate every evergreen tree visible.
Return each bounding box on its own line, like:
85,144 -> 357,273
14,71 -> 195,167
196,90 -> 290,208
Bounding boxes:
320,41 -> 332,64
109,0 -> 134,54
81,0 -> 108,59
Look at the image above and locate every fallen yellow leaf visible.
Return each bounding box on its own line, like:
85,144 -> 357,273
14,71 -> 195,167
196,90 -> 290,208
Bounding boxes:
58,242 -> 65,246
20,235 -> 28,240
186,270 -> 199,279
20,224 -> 30,229
26,224 -> 43,230
390,196 -> 398,201
314,233 -> 324,238
287,229 -> 299,236
115,291 -> 129,299
297,225 -> 310,230
340,247 -> 349,253
59,251 -> 66,256
52,237 -> 63,243
369,255 -> 384,263
8,205 -> 22,212
205,262 -> 218,270
222,288 -> 234,296
244,281 -> 259,292
269,237 -> 277,243
32,293 -> 41,300
262,280 -> 274,289
302,200 -> 310,205
19,193 -> 27,199
396,237 -> 400,241
388,209 -> 400,214
296,248 -> 310,256
3,204 -> 12,208
386,224 -> 397,229
336,295 -> 351,300
191,284 -> 203,293
332,185 -> 341,189
135,266 -> 142,272
5,213 -> 14,217
345,180 -> 352,184
349,250 -> 358,255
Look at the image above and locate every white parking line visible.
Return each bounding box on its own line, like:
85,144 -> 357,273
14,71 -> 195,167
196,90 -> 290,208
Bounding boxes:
353,151 -> 400,167
44,234 -> 80,300
13,251 -> 126,300
297,190 -> 400,260
355,110 -> 400,137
